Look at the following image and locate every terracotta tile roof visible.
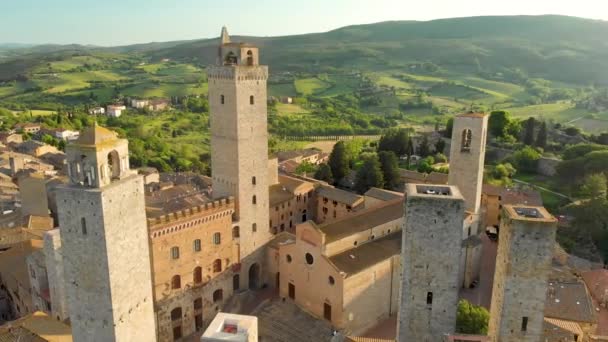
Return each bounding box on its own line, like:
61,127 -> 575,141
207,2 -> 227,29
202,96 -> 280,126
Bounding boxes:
319,200 -> 403,243
364,187 -> 403,202
543,317 -> 583,342
317,185 -> 363,207
581,269 -> 608,304
482,184 -> 543,206
330,231 -> 401,277
426,171 -> 448,184
0,311 -> 72,342
278,175 -> 314,194
399,169 -> 426,182
73,123 -> 118,146
145,184 -> 211,218
345,337 -> 396,342
269,183 -> 295,207
545,280 -> 597,323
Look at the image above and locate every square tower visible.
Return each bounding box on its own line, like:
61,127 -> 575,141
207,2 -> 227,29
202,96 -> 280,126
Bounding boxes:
56,124 -> 156,341
488,205 -> 557,342
208,27 -> 272,258
398,184 -> 465,342
448,113 -> 488,216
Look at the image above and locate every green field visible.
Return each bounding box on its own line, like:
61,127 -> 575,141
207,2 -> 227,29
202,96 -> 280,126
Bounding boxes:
275,103 -> 310,115
294,77 -> 330,95
269,83 -> 297,97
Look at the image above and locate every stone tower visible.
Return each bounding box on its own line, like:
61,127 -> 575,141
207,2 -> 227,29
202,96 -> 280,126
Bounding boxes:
208,27 -> 272,259
448,112 -> 488,217
398,184 -> 465,342
56,124 -> 156,341
488,205 -> 557,342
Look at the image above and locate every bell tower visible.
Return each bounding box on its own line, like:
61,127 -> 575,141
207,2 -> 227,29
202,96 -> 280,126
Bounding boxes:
57,124 -> 156,341
208,27 -> 271,259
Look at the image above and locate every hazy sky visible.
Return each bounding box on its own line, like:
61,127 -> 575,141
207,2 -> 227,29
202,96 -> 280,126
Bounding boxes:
1,0 -> 606,46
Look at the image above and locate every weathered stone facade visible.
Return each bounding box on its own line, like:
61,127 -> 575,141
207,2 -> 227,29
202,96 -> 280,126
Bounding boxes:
56,126 -> 156,341
398,184 -> 465,342
43,229 -> 69,322
488,205 -> 557,342
208,29 -> 272,260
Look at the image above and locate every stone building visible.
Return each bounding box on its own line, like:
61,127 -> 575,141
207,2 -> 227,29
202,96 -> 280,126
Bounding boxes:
488,205 -> 557,342
315,185 -> 364,224
398,184 -> 465,342
447,112 -> 488,288
273,198 -> 403,334
208,27 -> 272,261
55,124 -> 157,341
269,175 -> 315,234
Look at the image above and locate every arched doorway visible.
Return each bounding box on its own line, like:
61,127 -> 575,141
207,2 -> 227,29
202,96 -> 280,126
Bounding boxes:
301,210 -> 307,222
248,263 -> 260,290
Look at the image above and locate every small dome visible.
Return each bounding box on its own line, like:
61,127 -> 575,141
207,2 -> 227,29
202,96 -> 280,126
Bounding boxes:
75,123 -> 118,146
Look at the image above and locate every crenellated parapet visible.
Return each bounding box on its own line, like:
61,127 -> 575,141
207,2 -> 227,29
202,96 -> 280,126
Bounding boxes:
207,65 -> 268,81
148,196 -> 235,238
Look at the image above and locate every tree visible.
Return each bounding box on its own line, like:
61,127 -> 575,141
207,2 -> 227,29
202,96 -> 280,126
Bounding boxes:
535,121 -> 547,149
488,111 -> 510,137
354,156 -> 384,194
405,136 -> 414,167
378,151 -> 400,190
314,163 -> 333,183
444,117 -> 454,138
417,135 -> 431,157
435,138 -> 446,154
378,128 -> 410,157
511,146 -> 541,173
417,156 -> 435,173
456,299 -> 489,335
295,161 -> 316,175
523,117 -> 536,145
488,163 -> 517,186
580,174 -> 608,199
328,141 -> 349,184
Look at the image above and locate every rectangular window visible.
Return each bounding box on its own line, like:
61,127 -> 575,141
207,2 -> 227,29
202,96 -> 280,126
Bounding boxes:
213,233 -> 221,245
521,317 -> 528,332
252,223 -> 257,233
426,292 -> 433,305
171,246 -> 179,259
193,239 -> 201,252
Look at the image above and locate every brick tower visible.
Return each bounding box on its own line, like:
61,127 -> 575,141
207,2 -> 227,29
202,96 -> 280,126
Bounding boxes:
488,205 -> 557,342
207,28 -> 272,265
398,184 -> 465,342
56,124 -> 156,341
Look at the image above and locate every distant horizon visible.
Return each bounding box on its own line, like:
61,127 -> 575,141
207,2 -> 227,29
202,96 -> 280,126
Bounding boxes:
1,0 -> 607,46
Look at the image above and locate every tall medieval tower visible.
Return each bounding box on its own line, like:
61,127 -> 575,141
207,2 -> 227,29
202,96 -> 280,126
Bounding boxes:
488,205 -> 557,342
208,27 -> 272,259
398,184 -> 465,342
56,124 -> 156,341
448,112 -> 488,218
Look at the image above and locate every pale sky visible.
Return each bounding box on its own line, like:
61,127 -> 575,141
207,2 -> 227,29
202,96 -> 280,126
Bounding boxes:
0,0 -> 606,46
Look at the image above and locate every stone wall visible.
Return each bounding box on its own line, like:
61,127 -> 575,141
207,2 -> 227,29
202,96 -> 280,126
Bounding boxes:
399,185 -> 465,341
488,207 -> 557,342
43,229 -> 69,321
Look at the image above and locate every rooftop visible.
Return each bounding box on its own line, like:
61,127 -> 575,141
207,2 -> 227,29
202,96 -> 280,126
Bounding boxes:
317,185 -> 364,207
581,269 -> 608,303
503,205 -> 556,223
0,311 -> 72,342
544,280 -> 597,323
330,231 -> 401,277
278,175 -> 315,194
145,184 -> 211,218
269,183 -> 295,207
406,183 -> 463,200
482,184 -> 543,206
364,187 -> 404,202
319,200 -> 403,243
201,312 -> 257,341
73,123 -> 119,146
543,317 -> 583,342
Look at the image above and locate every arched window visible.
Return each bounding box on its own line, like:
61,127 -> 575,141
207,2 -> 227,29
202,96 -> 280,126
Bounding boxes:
246,50 -> 254,66
213,232 -> 221,245
171,275 -> 181,289
252,195 -> 257,205
193,267 -> 202,284
107,150 -> 120,180
224,51 -> 238,65
213,259 -> 222,273
170,246 -> 179,259
220,95 -> 225,104
81,217 -> 87,235
232,226 -> 240,239
250,95 -> 254,105
461,129 -> 472,152
193,239 -> 201,252
171,307 -> 182,321
213,289 -> 223,303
